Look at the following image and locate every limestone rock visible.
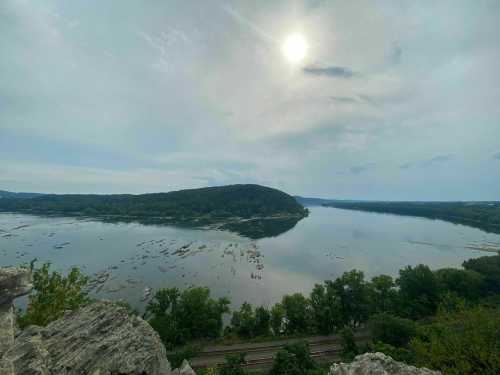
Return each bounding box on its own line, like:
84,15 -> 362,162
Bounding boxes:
0,267 -> 32,358
3,301 -> 171,375
329,352 -> 441,375
0,267 -> 32,306
172,360 -> 196,375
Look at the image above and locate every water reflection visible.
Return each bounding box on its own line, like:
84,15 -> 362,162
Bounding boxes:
1,207 -> 499,311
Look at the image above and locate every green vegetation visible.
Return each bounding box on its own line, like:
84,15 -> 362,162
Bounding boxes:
146,286 -> 230,349
411,307 -> 500,374
0,184 -> 308,238
230,303 -> 271,338
17,253 -> 500,374
368,313 -> 417,348
18,262 -> 89,328
220,354 -> 247,375
270,342 -> 317,375
323,201 -> 500,234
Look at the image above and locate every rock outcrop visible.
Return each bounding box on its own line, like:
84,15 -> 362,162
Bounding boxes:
329,353 -> 441,375
0,267 -> 32,359
0,267 -> 175,375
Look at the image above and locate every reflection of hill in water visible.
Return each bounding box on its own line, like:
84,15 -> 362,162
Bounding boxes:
220,215 -> 304,239
103,214 -> 305,239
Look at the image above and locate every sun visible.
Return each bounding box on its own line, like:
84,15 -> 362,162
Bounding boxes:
281,33 -> 308,64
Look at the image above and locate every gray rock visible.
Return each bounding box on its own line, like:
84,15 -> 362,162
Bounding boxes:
0,268 -> 32,359
2,301 -> 171,375
0,267 -> 32,305
329,353 -> 441,375
0,305 -> 16,358
172,360 -> 196,375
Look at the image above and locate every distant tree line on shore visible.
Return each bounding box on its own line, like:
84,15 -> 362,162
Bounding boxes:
324,201 -> 500,235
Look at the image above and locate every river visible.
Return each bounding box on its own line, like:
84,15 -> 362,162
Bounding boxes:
1,207 -> 499,310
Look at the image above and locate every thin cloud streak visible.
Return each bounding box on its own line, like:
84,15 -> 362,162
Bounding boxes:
303,65 -> 356,78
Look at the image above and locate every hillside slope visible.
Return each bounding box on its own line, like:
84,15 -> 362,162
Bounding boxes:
0,184 -> 308,238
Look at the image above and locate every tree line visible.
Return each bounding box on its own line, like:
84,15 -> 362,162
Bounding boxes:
324,200 -> 500,235
18,253 -> 500,374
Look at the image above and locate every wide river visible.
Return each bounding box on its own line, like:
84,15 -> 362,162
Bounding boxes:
1,207 -> 499,311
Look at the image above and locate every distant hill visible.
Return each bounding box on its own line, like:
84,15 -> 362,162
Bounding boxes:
0,184 -> 308,238
294,196 -> 336,206
324,200 -> 500,235
0,190 -> 45,199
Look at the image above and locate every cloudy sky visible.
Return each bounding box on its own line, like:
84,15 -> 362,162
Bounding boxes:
1,0 -> 499,200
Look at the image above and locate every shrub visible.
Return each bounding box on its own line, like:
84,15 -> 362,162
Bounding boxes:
18,262 -> 89,328
220,353 -> 247,375
340,327 -> 358,362
368,313 -> 417,347
168,344 -> 202,369
270,341 -> 316,375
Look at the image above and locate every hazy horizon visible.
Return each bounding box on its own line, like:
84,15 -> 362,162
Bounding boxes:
2,1 -> 499,200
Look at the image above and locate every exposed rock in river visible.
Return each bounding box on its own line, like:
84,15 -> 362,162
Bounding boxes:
329,353 -> 441,375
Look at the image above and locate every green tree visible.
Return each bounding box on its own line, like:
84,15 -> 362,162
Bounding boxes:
397,265 -> 440,319
254,306 -> 271,337
231,302 -> 255,338
310,283 -> 338,335
368,313 -> 417,347
281,293 -> 312,334
462,254 -> 500,294
271,303 -> 285,335
147,287 -> 230,348
434,268 -> 484,301
369,274 -> 397,313
411,307 -> 500,374
18,263 -> 89,328
330,270 -> 371,328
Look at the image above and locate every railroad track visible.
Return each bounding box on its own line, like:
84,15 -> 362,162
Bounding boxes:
192,348 -> 343,370
189,332 -> 370,358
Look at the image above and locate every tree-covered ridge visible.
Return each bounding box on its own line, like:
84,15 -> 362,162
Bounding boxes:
324,201 -> 500,235
0,185 -> 308,238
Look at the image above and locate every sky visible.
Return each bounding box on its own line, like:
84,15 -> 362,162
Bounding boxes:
1,0 -> 499,200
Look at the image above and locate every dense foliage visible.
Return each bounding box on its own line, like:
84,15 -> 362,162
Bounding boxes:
270,342 -> 317,375
411,307 -> 500,374
225,254 -> 499,374
18,253 -> 500,374
230,303 -> 271,338
146,287 -> 230,349
0,184 -> 306,221
0,185 -> 308,238
18,262 -> 89,328
324,201 -> 500,234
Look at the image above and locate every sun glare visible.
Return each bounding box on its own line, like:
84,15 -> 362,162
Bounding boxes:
281,33 -> 308,64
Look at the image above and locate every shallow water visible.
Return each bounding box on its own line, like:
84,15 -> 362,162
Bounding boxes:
1,207 -> 499,310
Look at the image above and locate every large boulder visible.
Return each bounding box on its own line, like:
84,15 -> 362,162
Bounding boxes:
329,353 -> 441,375
2,301 -> 171,375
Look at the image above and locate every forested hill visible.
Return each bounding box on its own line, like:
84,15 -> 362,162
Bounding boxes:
0,190 -> 44,199
324,200 -> 500,235
0,185 -> 308,238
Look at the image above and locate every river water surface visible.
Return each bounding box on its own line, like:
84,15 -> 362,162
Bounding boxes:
1,207 -> 499,310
